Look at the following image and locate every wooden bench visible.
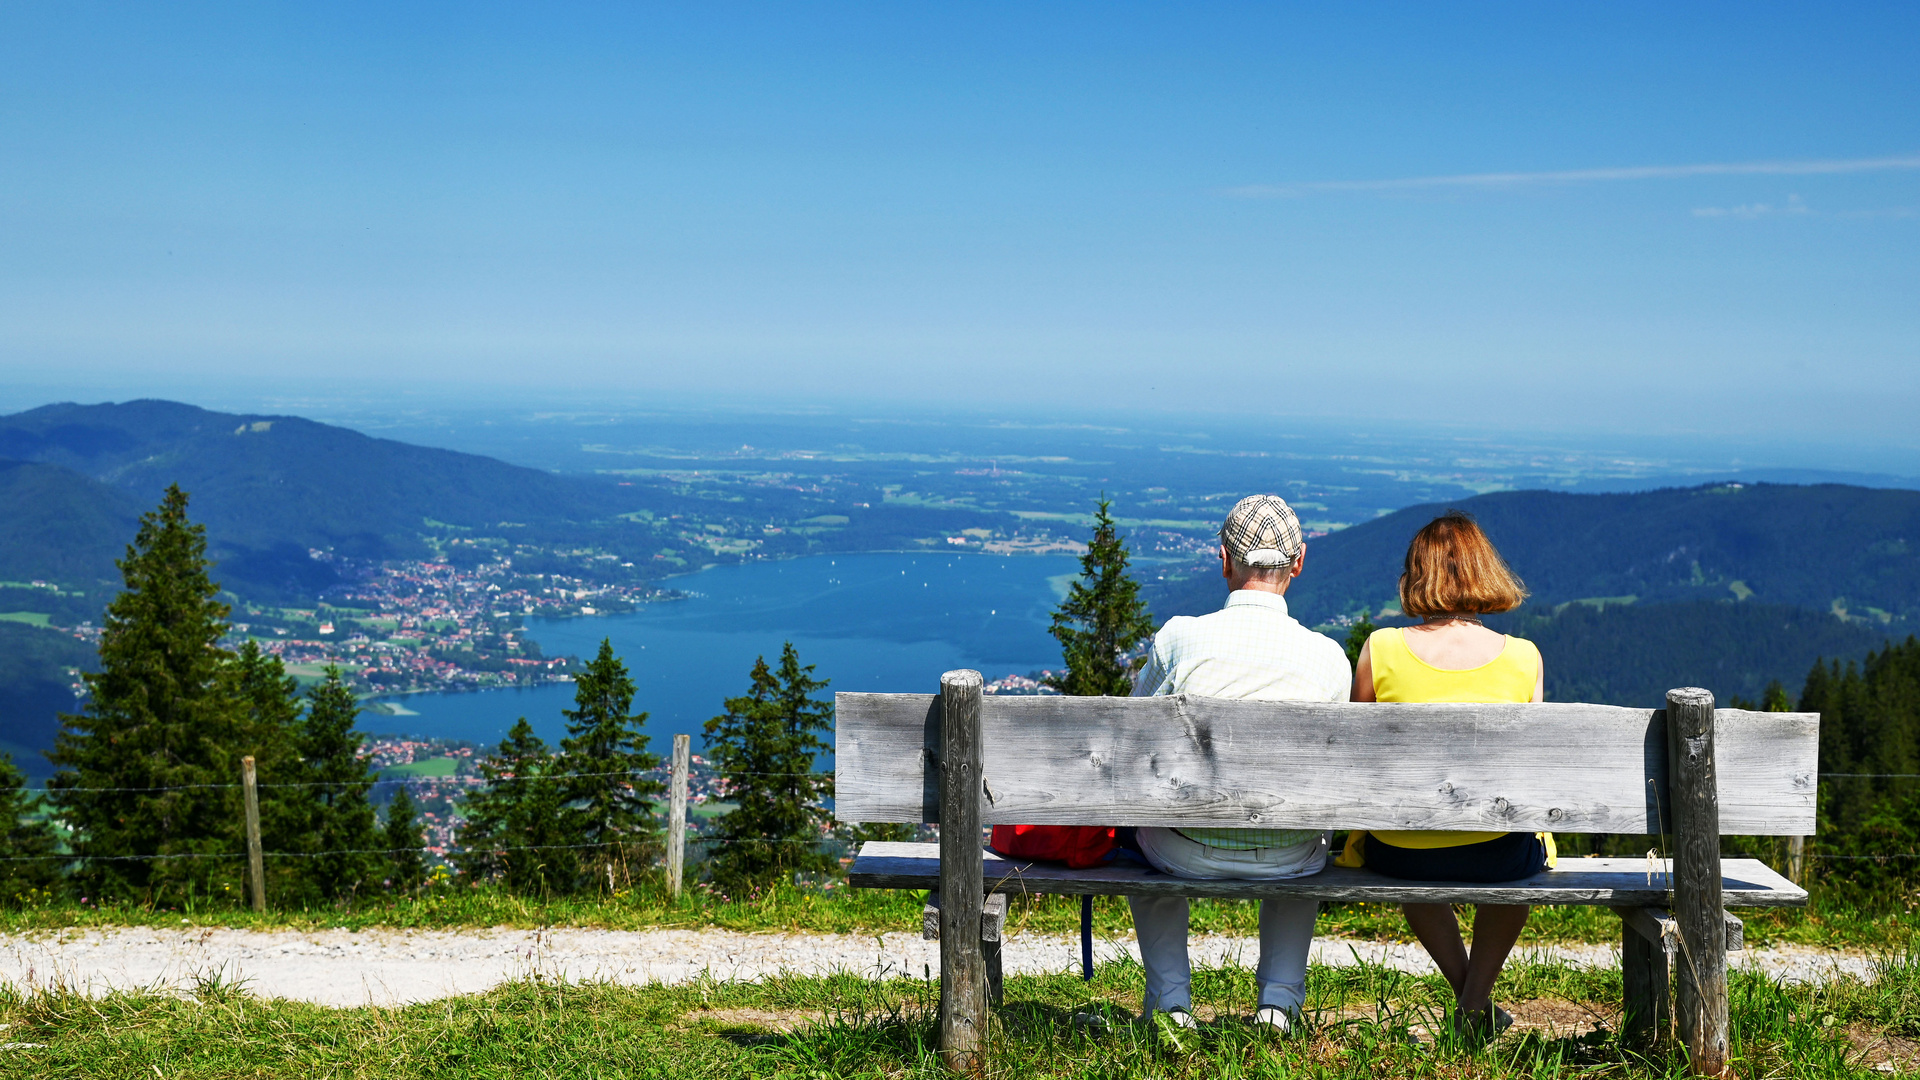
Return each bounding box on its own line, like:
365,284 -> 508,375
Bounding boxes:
836,670 -> 1815,1076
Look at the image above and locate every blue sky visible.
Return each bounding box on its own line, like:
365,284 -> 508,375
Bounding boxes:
1,4 -> 1915,446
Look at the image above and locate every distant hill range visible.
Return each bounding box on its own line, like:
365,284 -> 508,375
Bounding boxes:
1153,483 -> 1920,626
0,399 -> 641,599
1146,482 -> 1918,707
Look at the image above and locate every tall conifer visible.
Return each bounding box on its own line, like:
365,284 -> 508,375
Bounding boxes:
456,719 -> 573,893
230,640 -> 306,898
290,667 -> 380,901
384,786 -> 427,892
558,640 -> 662,891
0,755 -> 61,903
1045,498 -> 1156,696
702,643 -> 834,892
48,485 -> 246,902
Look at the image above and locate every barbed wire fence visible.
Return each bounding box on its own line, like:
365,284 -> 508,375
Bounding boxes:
8,761 -> 852,889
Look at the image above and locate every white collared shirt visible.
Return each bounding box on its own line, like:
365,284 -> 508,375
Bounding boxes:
1132,589 -> 1352,851
1132,590 -> 1351,703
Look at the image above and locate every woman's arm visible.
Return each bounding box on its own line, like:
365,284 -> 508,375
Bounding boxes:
1533,655 -> 1545,703
1351,640 -> 1375,703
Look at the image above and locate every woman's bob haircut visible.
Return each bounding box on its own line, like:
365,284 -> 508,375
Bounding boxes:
1398,511 -> 1529,617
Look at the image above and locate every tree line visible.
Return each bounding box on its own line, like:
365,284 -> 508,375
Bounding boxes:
0,486 -> 839,906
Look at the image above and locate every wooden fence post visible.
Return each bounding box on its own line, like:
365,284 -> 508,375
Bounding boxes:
1786,835 -> 1805,886
241,756 -> 265,914
1667,687 -> 1729,1077
938,669 -> 986,1076
667,734 -> 690,899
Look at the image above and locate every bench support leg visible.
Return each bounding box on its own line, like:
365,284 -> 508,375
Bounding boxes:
925,890 -> 1007,1010
937,670 -> 987,1076
1081,894 -> 1094,981
1667,687 -> 1730,1078
1620,909 -> 1670,1050
985,937 -> 1004,1009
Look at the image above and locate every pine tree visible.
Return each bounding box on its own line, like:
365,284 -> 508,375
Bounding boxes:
384,786 -> 427,892
48,485 -> 247,902
0,755 -> 62,903
455,719 -> 573,893
702,644 -> 834,893
1344,615 -> 1378,668
1045,498 -> 1156,696
229,640 -> 306,899
1798,637 -> 1920,887
558,640 -> 663,892
1762,680 -> 1793,712
289,667 -> 380,902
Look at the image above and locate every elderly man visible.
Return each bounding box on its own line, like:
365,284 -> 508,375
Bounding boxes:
1128,494 -> 1352,1034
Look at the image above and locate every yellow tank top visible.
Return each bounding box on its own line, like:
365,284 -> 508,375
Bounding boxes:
1368,626 -> 1544,851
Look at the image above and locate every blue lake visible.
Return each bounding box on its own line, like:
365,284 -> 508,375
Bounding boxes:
378,551 -> 1097,755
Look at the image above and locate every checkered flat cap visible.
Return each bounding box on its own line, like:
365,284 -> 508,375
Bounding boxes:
1220,494 -> 1303,568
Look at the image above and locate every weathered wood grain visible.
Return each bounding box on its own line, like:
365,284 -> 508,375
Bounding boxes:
1668,688 -> 1729,1078
667,734 -> 690,899
241,756 -> 265,914
923,890 -> 1008,943
1621,910 -> 1670,1049
1620,906 -> 1744,952
834,694 -> 1816,835
848,842 -> 1808,908
937,671 -> 986,1077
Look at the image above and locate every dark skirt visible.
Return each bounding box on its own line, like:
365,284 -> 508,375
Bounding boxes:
1364,831 -> 1549,884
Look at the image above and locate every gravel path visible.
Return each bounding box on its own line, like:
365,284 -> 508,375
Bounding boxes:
0,927 -> 1883,1008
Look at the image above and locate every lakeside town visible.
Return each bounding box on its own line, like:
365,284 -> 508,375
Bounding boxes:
235,550 -> 681,696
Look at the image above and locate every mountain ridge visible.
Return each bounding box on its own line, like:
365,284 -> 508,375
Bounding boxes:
0,399 -> 651,598
1149,482 -> 1920,628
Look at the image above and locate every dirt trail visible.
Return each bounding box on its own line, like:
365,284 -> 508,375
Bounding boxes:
0,927 -> 1881,1008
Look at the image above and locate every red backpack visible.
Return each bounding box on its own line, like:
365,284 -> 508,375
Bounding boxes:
989,824 -> 1118,869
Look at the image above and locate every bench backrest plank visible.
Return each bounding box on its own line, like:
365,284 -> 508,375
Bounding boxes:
834,693 -> 1817,836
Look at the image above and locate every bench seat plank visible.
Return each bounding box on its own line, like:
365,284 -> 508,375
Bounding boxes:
848,841 -> 1807,908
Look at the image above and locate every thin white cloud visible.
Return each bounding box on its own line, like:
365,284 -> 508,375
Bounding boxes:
1693,194 -> 1812,219
1227,154 -> 1920,198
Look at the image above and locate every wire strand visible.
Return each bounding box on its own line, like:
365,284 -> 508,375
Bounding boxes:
0,835 -> 837,864
36,768 -> 825,794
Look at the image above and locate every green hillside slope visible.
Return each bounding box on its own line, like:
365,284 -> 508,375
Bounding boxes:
0,460 -> 135,588
0,623 -> 93,779
0,400 -> 651,597
1150,482 -> 1920,627
1497,600 -> 1894,707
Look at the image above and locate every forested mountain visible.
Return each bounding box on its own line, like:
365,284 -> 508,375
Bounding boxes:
0,401 -> 649,598
0,400 -> 1028,603
0,623 -> 93,769
0,459 -> 136,587
1150,483 -> 1920,627
1142,482 -> 1917,708
1492,601 -> 1892,708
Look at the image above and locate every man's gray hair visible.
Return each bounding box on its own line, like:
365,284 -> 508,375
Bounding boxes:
1228,552 -> 1295,582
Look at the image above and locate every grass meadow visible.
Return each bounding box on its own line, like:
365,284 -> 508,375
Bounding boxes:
5,951 -> 1920,1077
4,871 -> 1920,1075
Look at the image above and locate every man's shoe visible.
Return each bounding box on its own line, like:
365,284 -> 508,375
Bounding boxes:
1156,1008 -> 1197,1029
1252,1006 -> 1295,1036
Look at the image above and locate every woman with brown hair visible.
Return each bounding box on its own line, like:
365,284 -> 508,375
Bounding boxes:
1348,510 -> 1547,1038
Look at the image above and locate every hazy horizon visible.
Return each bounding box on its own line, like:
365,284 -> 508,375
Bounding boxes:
3,5 -> 1915,446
